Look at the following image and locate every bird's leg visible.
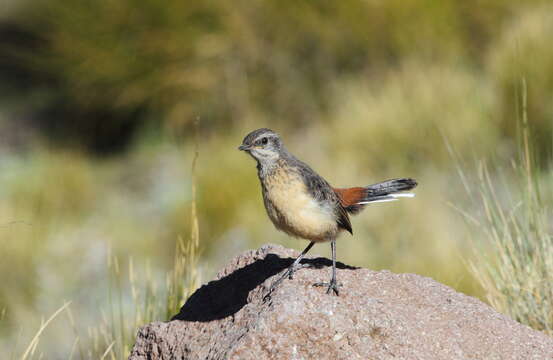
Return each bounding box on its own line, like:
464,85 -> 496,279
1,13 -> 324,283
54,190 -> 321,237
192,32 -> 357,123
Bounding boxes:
313,238 -> 341,295
264,241 -> 315,299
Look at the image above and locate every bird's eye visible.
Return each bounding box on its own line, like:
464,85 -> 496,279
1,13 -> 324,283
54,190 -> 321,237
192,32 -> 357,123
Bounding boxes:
261,137 -> 268,145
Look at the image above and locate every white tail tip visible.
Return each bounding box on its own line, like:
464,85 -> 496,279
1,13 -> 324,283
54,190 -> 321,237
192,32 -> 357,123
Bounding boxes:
356,192 -> 415,205
357,199 -> 397,204
390,193 -> 415,199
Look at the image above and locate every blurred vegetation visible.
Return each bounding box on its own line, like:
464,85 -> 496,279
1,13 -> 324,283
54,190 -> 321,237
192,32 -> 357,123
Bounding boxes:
1,0 -> 551,152
470,158 -> 553,336
488,5 -> 553,158
467,83 -> 553,336
1,0 -> 553,356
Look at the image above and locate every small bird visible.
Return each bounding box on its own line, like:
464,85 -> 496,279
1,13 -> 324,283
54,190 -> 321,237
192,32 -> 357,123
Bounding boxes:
239,128 -> 417,296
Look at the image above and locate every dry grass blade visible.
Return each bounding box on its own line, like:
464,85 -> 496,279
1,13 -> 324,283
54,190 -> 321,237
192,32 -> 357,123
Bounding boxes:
100,341 -> 116,360
20,302 -> 71,360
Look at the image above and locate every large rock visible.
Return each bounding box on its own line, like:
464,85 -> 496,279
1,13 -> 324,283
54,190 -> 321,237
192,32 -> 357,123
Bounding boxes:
129,244 -> 553,359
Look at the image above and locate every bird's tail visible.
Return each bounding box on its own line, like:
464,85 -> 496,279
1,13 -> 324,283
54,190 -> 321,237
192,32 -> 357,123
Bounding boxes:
334,178 -> 417,214
361,178 -> 417,203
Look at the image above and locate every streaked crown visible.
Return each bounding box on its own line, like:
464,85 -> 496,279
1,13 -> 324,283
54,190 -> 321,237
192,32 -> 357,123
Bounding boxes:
238,128 -> 283,162
241,128 -> 278,145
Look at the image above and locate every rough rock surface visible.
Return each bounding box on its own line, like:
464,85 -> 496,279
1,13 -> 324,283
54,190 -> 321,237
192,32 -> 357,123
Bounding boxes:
129,244 -> 553,360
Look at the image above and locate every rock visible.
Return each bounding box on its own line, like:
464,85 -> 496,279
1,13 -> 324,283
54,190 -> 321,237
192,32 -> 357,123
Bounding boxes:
129,244 -> 553,360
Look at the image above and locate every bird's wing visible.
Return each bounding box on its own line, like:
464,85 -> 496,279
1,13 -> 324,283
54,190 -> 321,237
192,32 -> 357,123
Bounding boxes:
295,160 -> 353,235
335,202 -> 353,235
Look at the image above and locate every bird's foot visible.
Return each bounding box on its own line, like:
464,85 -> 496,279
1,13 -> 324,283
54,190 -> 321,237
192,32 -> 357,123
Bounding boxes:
263,262 -> 312,301
313,278 -> 342,296
288,262 -> 314,280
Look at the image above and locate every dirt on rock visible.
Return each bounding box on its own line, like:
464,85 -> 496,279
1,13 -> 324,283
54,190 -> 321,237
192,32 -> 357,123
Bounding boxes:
129,244 -> 553,360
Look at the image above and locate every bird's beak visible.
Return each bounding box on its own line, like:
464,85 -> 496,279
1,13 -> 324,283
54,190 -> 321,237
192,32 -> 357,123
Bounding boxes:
238,144 -> 249,151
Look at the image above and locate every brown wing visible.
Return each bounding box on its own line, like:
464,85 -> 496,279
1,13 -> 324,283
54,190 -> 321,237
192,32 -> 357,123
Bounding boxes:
333,188 -> 359,234
292,159 -> 354,235
336,203 -> 353,235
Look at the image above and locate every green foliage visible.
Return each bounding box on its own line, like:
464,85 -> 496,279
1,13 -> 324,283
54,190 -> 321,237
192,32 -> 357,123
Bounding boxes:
468,82 -> 553,335
1,0 -> 553,356
98,235 -> 199,359
0,151 -> 99,323
4,0 -> 547,144
325,62 -> 498,171
5,148 -> 201,359
7,236 -> 199,360
488,5 -> 553,156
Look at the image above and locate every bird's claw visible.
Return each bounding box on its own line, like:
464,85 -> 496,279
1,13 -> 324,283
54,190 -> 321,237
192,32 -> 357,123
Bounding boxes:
313,279 -> 341,296
289,263 -> 314,280
264,262 -> 313,301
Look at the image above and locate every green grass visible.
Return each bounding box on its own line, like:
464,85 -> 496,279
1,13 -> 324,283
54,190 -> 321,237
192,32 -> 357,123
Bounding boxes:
4,0 -> 551,151
8,234 -> 199,360
467,80 -> 553,335
1,1 -> 553,355
5,145 -> 201,359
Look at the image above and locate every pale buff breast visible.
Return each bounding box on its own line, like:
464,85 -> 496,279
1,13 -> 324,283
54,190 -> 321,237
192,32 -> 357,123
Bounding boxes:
261,167 -> 338,242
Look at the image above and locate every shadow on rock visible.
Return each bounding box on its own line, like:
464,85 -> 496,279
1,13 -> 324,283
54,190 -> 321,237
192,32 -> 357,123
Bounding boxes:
172,253 -> 356,322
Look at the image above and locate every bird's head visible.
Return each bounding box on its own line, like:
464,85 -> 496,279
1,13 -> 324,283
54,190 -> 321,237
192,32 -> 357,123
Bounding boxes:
238,128 -> 283,164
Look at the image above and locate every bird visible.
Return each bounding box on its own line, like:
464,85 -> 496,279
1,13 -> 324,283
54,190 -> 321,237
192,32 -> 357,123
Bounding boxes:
238,128 -> 417,296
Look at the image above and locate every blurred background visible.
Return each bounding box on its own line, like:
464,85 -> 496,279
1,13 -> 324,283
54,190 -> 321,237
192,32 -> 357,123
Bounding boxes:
1,0 -> 552,357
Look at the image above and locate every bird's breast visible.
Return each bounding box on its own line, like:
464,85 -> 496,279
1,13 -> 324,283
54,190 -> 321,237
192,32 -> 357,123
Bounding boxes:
261,166 -> 337,242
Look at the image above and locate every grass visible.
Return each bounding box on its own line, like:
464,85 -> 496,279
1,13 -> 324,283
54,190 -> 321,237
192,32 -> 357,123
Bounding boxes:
1,1 -> 553,355
99,234 -> 199,359
8,235 -> 199,360
6,142 -> 201,359
3,93 -> 552,357
467,80 -> 553,335
16,302 -> 71,360
90,133 -> 201,359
